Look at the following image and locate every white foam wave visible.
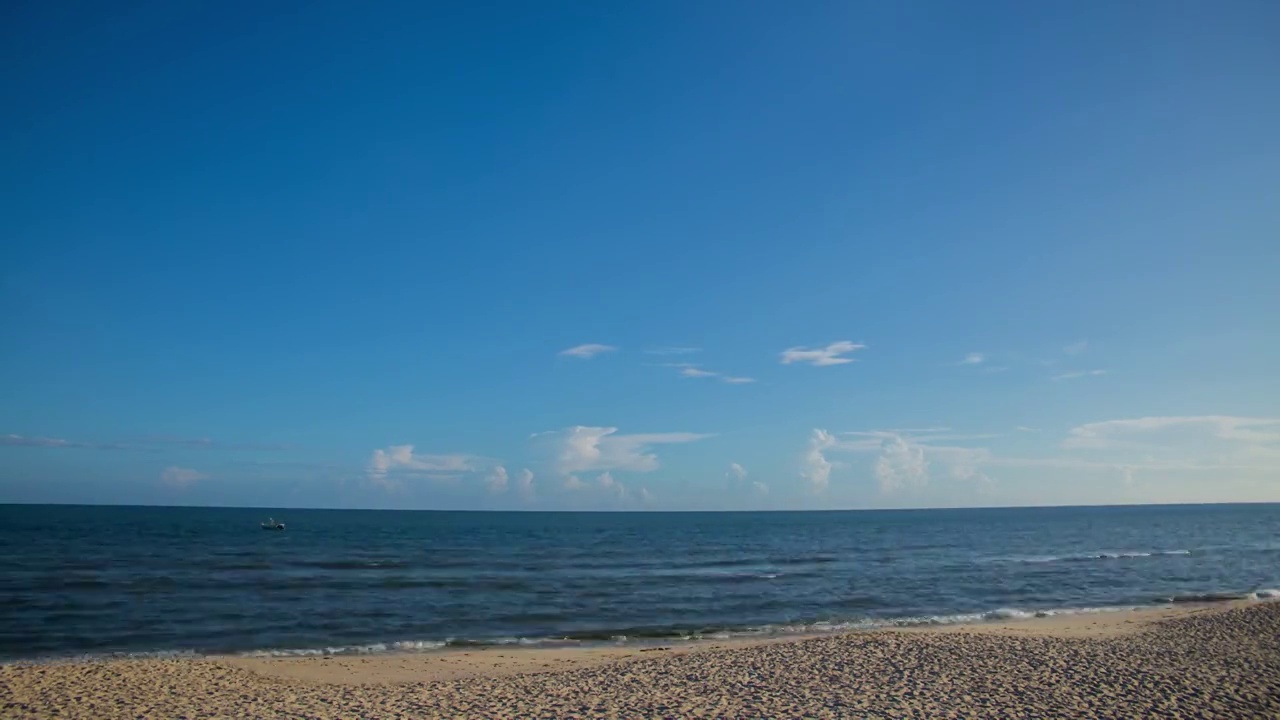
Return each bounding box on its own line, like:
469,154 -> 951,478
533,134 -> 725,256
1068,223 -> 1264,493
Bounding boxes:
1251,588 -> 1280,599
240,639 -> 446,657
1006,549 -> 1191,564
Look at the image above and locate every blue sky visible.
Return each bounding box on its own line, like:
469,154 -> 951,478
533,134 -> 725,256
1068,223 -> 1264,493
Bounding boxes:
3,1 -> 1278,510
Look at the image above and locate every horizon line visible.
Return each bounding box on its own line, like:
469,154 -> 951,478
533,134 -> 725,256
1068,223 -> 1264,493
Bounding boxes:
1,500 -> 1275,514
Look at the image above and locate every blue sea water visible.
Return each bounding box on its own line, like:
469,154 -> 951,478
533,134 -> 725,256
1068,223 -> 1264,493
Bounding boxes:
1,503 -> 1277,661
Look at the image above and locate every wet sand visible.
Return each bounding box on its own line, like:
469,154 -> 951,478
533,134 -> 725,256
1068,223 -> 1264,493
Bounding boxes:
4,601 -> 1278,718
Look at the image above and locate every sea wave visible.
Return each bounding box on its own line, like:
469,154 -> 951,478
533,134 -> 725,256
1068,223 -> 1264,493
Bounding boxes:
1165,589 -> 1280,603
1000,550 -> 1192,564
11,587 -> 1278,665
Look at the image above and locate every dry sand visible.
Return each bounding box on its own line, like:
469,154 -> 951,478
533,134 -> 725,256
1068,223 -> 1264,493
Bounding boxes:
4,601 -> 1278,718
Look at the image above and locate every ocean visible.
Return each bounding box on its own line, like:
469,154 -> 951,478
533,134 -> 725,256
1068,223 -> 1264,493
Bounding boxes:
2,503 -> 1277,662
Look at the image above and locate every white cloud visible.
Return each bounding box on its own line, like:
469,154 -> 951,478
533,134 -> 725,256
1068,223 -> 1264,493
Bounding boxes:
1,434 -> 129,450
596,471 -> 627,498
367,445 -> 479,482
1015,426 -> 1041,433
539,426 -> 711,475
161,466 -> 208,488
558,343 -> 617,359
726,462 -> 767,496
638,487 -> 653,503
804,428 -> 994,495
563,475 -> 585,490
873,435 -> 929,493
780,341 -> 865,367
1063,416 -> 1280,451
959,352 -> 985,365
515,468 -> 535,499
801,429 -> 839,492
796,416 -> 1280,504
644,347 -> 701,356
659,363 -> 755,384
486,466 -> 509,494
1064,340 -> 1089,355
680,366 -> 718,378
1053,369 -> 1108,381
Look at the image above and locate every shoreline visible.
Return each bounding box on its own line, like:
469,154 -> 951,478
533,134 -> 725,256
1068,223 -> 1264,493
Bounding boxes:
4,599 -> 1277,718
9,589 -> 1276,669
219,599 -> 1257,685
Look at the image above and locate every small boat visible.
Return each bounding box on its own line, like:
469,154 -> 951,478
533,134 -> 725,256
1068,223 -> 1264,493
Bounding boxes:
261,517 -> 286,531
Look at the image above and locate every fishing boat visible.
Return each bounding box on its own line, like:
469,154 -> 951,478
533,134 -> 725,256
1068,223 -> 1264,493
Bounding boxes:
261,517 -> 286,531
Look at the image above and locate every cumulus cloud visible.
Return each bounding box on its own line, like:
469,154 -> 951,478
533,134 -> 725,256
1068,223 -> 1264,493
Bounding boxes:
538,426 -> 711,475
558,344 -> 617,359
596,471 -> 627,498
515,468 -> 535,499
367,445 -> 479,481
780,341 -> 865,367
803,428 -> 994,495
873,435 -> 929,493
1053,369 -> 1108,381
161,466 -> 208,488
727,463 -> 747,481
801,430 -> 839,492
563,475 -> 585,490
486,466 -> 509,494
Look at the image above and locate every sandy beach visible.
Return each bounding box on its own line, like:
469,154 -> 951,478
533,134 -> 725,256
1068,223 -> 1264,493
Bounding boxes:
4,600 -> 1278,719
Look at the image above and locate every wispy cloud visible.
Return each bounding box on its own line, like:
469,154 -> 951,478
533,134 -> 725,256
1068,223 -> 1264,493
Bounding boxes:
679,366 -> 718,378
538,426 -> 712,475
1064,340 -> 1089,355
1052,369 -> 1108,381
726,462 -> 767,496
558,343 -> 617,359
2,434 -> 289,452
160,466 -> 208,488
644,347 -> 701,356
1063,416 -> 1280,451
138,436 -> 293,451
780,341 -> 865,367
959,352 -> 986,365
1015,426 -> 1041,433
2,434 -> 129,450
658,363 -> 755,384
